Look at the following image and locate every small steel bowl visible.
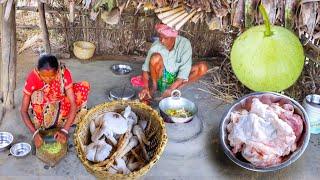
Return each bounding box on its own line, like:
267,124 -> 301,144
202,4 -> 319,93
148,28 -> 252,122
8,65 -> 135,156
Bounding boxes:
219,92 -> 310,172
111,64 -> 132,75
10,142 -> 31,157
0,132 -> 14,151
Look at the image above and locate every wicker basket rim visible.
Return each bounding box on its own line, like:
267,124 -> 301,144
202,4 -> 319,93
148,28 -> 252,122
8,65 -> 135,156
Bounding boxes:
73,41 -> 96,49
74,100 -> 168,178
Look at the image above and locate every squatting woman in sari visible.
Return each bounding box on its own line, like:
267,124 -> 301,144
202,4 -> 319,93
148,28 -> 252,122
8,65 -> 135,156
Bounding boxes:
20,54 -> 90,148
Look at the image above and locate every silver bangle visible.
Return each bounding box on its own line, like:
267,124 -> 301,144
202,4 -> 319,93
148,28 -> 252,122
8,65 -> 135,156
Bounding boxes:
32,129 -> 40,140
61,128 -> 69,135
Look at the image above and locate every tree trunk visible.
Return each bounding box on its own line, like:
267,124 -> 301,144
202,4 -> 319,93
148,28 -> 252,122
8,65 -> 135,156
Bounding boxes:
37,0 -> 51,53
1,1 -> 17,112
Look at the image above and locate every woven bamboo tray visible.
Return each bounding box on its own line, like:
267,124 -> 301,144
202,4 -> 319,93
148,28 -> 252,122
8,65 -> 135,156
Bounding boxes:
74,101 -> 168,179
36,128 -> 68,167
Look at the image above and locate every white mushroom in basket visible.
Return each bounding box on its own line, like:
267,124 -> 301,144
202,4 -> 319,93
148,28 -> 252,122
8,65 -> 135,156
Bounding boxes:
133,125 -> 150,145
138,120 -> 148,130
91,119 -> 117,145
85,140 -> 112,162
89,118 -> 98,135
95,140 -> 113,162
121,132 -> 133,149
114,158 -> 132,174
104,112 -> 128,134
122,106 -> 138,131
85,142 -> 96,162
91,112 -> 128,145
117,136 -> 139,159
133,125 -> 150,161
90,115 -> 105,135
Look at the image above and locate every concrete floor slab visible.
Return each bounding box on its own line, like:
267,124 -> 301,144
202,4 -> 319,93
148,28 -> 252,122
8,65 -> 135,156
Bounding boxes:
0,53 -> 319,179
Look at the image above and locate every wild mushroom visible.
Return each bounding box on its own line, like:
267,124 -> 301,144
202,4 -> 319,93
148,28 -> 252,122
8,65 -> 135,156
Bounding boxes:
95,140 -> 113,162
133,125 -> 150,145
91,117 -> 118,145
122,106 -> 138,131
86,140 -> 113,162
103,112 -> 128,135
117,136 -> 139,158
133,125 -> 150,161
90,118 -> 98,135
90,115 -> 104,135
115,158 -> 131,174
91,112 -> 128,145
120,132 -> 133,150
85,142 -> 97,162
91,118 -> 105,142
138,120 -> 148,130
122,155 -> 128,163
102,128 -> 118,146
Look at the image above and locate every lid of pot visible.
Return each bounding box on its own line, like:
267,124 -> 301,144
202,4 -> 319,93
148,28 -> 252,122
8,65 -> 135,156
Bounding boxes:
109,86 -> 135,100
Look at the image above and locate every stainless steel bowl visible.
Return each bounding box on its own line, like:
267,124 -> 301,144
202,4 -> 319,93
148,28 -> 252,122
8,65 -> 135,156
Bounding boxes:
0,132 -> 14,151
10,142 -> 31,157
111,64 -> 132,75
159,90 -> 198,123
219,92 -> 310,172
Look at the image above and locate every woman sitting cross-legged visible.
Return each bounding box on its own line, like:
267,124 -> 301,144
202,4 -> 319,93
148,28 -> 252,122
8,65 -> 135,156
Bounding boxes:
20,54 -> 90,148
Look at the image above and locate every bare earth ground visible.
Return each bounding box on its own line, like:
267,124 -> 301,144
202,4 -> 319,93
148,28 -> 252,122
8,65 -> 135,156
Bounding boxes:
0,51 -> 319,179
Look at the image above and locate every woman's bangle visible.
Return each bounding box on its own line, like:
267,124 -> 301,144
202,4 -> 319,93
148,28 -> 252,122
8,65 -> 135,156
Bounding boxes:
60,128 -> 69,135
32,129 -> 40,139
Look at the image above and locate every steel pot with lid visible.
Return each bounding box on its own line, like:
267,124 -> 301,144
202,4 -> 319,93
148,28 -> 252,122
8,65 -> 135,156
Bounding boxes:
159,90 -> 198,123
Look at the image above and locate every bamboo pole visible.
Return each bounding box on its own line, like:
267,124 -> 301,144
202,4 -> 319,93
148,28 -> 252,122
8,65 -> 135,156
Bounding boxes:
81,13 -> 87,41
1,0 -> 17,113
37,0 -> 51,53
96,13 -> 100,54
62,14 -> 69,52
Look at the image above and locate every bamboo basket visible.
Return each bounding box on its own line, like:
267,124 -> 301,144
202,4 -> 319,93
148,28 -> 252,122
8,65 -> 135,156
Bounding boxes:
73,41 -> 96,60
74,101 -> 168,180
36,128 -> 68,166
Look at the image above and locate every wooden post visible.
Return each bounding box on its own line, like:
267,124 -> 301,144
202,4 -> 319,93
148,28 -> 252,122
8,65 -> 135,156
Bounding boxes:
62,14 -> 70,52
81,13 -> 87,41
1,0 -> 17,113
0,3 -> 3,121
0,3 -> 3,93
37,0 -> 51,53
